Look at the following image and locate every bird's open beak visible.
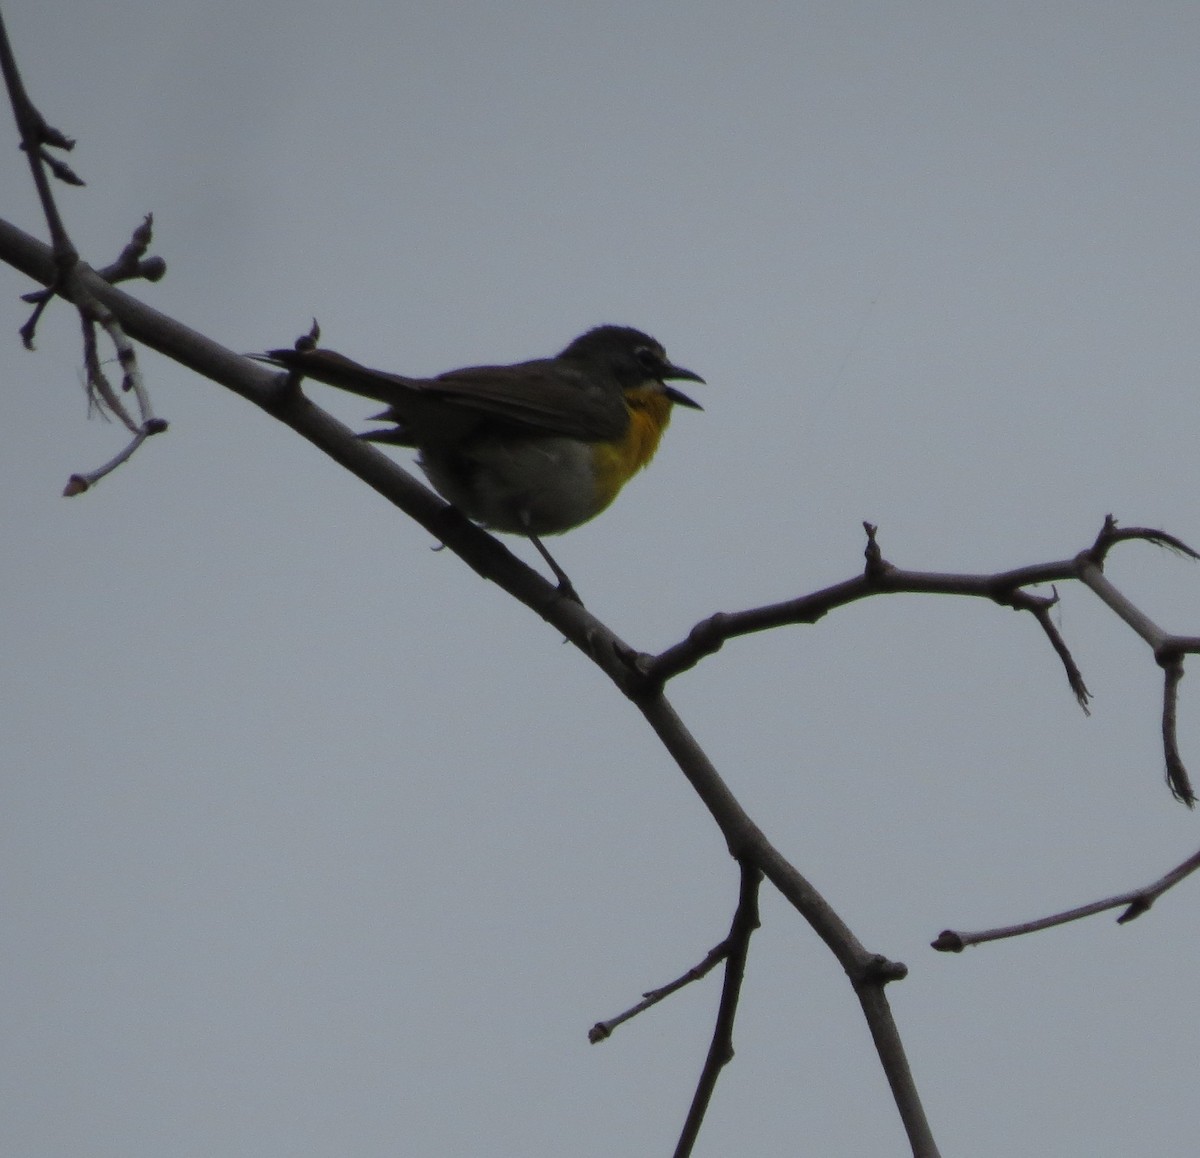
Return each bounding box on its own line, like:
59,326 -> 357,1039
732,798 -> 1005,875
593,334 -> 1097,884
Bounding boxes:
662,363 -> 704,410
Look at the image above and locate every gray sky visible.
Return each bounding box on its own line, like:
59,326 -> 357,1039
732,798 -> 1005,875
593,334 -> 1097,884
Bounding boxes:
4,3 -> 1200,1155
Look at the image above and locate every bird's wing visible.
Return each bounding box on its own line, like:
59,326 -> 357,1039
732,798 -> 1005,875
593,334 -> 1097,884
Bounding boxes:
260,349 -> 629,441
426,359 -> 628,440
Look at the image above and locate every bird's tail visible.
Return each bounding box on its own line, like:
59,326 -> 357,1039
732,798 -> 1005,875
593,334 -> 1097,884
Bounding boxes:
256,347 -> 420,406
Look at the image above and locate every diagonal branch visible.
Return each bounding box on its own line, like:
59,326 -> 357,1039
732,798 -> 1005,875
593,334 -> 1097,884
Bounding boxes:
1088,513 -> 1200,565
640,520 -> 1200,806
1015,587 -> 1090,712
589,931 -> 737,1044
0,8 -> 80,265
1,17 -> 164,490
12,210 -> 1200,1155
647,519 -> 1200,692
3,214 -> 945,1152
634,694 -> 940,1157
1159,655 -> 1194,806
672,861 -> 762,1158
932,843 -> 1200,950
639,550 -> 1085,691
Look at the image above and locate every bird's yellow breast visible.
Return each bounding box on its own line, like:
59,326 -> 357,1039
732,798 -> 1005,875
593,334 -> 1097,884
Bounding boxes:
590,386 -> 675,510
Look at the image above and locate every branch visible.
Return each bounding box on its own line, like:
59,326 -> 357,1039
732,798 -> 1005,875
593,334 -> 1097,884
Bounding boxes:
16,174 -> 1200,1153
593,865 -> 769,1158
8,19 -> 1199,1156
1016,587 -> 1091,713
1160,655 -> 1194,806
1,214 -> 945,1153
673,862 -> 761,1158
633,694 -> 941,1156
932,844 -> 1200,950
0,217 -> 629,635
0,8 -> 81,263
589,932 -> 736,1044
639,550 -> 1084,691
640,519 -> 1200,806
1088,513 -> 1200,565
20,213 -> 165,307
1,15 -> 164,486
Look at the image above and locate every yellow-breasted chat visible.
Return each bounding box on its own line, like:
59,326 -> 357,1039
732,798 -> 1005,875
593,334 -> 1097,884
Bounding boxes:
261,325 -> 704,599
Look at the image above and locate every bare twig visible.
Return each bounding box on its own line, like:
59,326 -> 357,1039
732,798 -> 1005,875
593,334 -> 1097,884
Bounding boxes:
1075,555 -> 1172,651
80,311 -> 136,429
641,537 -> 1083,693
0,26 -> 946,1149
21,213 -> 166,308
589,935 -> 735,1043
1089,513 -> 1200,565
633,693 -> 942,1157
8,207 -> 1200,1157
672,862 -> 762,1158
93,300 -> 153,418
642,521 -> 1200,807
1160,655 -> 1194,806
63,290 -> 164,490
1,15 -> 164,488
62,417 -> 168,495
933,844 -> 1200,950
1016,588 -> 1091,713
0,8 -> 79,269
974,579 -> 1091,711
648,519 -> 1200,695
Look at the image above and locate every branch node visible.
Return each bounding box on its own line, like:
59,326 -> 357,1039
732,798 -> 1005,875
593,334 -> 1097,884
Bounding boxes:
1086,513 -> 1120,565
858,953 -> 908,985
862,521 -> 892,582
1116,896 -> 1152,924
930,930 -> 964,953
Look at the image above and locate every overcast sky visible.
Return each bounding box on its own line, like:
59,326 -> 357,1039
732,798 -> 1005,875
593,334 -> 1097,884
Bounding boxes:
5,4 -> 1200,1155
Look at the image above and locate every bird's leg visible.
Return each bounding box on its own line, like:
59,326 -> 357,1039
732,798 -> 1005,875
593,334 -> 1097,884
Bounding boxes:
528,533 -> 583,605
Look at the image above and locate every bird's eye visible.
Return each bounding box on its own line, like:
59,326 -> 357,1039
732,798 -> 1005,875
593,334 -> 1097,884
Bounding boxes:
634,346 -> 663,373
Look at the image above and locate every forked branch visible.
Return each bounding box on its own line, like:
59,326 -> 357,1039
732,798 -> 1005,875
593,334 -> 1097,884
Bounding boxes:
0,12 -> 166,487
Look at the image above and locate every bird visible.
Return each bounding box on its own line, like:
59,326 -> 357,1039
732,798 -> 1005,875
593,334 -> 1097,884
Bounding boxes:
260,325 -> 704,600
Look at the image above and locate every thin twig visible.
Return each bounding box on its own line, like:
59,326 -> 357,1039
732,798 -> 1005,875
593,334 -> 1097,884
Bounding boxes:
1018,589 -> 1091,713
0,8 -> 79,269
21,214 -> 166,306
648,520 -> 1200,692
1,12 -> 163,483
634,694 -> 942,1157
1089,514 -> 1200,565
589,937 -> 734,1043
62,418 -> 168,496
673,862 -> 761,1158
81,314 -> 137,430
1160,656 -> 1194,806
932,844 -> 1200,950
641,538 -> 1082,691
